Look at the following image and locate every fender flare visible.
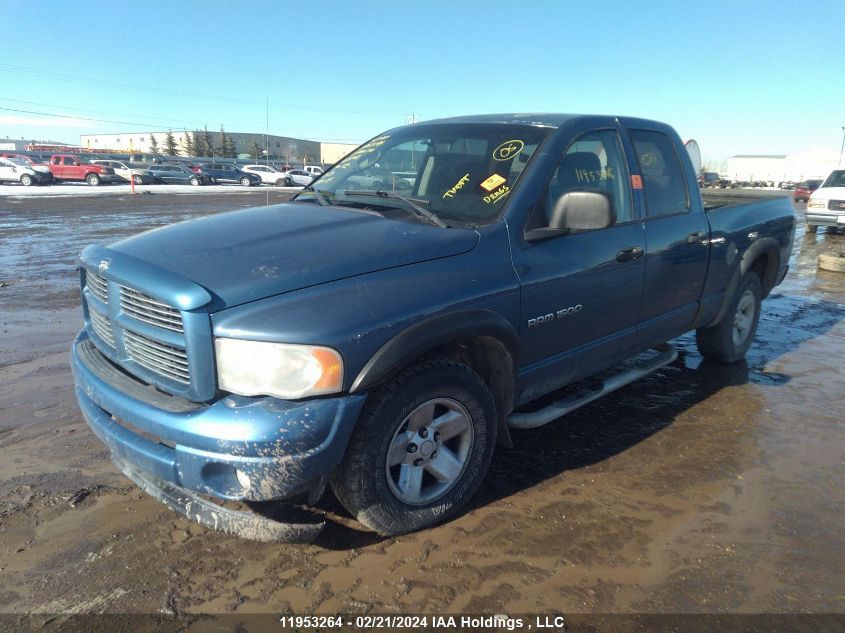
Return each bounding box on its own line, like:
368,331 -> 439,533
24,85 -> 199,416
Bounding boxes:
349,309 -> 519,394
740,236 -> 780,296
707,236 -> 780,328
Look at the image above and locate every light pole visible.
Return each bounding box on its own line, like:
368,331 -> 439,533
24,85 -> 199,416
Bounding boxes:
840,126 -> 845,166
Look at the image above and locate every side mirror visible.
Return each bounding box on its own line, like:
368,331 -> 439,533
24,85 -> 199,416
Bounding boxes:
549,191 -> 615,231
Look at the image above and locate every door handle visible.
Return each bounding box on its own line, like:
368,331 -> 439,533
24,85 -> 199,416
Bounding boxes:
686,231 -> 706,244
616,246 -> 644,262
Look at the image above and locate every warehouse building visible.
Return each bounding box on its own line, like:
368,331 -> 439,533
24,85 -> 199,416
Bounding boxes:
725,151 -> 841,182
79,131 -> 357,166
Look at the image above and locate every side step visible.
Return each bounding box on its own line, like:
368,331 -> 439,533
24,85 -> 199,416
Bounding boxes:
506,343 -> 678,430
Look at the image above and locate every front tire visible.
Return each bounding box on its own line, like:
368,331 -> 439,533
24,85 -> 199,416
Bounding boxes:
240,176 -> 252,186
331,356 -> 497,536
20,174 -> 33,186
696,271 -> 762,363
86,173 -> 101,186
189,176 -> 200,186
132,174 -> 144,185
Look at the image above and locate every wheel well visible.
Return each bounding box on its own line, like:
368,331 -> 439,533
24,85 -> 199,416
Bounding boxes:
428,336 -> 515,446
749,251 -> 778,297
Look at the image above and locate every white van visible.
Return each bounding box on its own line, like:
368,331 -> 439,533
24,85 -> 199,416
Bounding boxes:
303,165 -> 324,176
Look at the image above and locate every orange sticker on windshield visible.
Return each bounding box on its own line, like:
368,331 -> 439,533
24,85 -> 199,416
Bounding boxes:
631,175 -> 643,189
480,173 -> 506,192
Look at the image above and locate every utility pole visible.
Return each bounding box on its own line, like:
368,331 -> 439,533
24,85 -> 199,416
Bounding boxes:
265,97 -> 269,165
840,126 -> 845,166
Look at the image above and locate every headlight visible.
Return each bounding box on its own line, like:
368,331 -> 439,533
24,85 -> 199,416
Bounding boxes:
214,338 -> 343,399
808,199 -> 827,208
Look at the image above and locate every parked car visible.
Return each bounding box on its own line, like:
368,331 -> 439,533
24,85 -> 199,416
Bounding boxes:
48,154 -> 120,185
0,156 -> 51,185
805,170 -> 845,233
240,164 -> 288,186
91,160 -> 158,185
281,169 -> 315,187
146,164 -> 207,185
71,113 -> 795,541
303,165 -> 324,176
345,167 -> 412,191
195,163 -> 261,186
793,179 -> 822,202
1,153 -> 53,181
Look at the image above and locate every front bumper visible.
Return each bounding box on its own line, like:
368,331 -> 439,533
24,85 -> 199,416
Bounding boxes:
806,212 -> 845,227
71,331 -> 367,506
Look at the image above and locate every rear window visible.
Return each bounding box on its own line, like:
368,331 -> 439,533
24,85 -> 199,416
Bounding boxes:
629,129 -> 690,217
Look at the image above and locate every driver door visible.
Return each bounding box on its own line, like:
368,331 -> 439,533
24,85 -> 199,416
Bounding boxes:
511,128 -> 646,403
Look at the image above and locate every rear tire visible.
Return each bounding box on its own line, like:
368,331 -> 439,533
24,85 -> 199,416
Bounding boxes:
330,356 -> 497,536
696,271 -> 762,363
86,173 -> 101,186
806,223 -> 818,234
189,176 -> 200,186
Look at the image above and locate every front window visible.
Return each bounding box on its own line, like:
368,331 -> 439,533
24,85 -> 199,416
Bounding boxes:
298,123 -> 553,226
529,129 -> 632,229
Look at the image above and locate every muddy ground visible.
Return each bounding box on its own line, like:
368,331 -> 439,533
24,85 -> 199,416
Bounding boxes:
0,192 -> 843,625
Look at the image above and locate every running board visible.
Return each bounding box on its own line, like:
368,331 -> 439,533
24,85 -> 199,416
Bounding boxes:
507,343 -> 678,430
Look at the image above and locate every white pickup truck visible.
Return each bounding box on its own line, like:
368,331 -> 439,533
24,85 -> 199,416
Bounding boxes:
806,169 -> 845,232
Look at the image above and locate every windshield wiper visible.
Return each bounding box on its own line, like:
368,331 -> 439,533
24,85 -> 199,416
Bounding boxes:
297,186 -> 330,206
343,190 -> 448,228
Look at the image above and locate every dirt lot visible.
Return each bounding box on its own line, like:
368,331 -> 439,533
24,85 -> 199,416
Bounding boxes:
1,192 -> 844,625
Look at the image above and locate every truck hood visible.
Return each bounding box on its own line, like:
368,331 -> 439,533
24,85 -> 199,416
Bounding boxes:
108,202 -> 479,309
811,187 -> 845,204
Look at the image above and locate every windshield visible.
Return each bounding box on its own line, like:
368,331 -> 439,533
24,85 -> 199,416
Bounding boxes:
821,171 -> 845,188
298,122 -> 553,226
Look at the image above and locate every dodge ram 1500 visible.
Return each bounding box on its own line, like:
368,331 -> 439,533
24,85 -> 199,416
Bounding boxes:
71,114 -> 795,540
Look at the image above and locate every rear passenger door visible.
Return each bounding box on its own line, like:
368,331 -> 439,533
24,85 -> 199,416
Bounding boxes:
627,127 -> 709,348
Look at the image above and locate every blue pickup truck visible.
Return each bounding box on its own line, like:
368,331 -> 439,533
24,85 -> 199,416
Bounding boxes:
71,114 -> 795,541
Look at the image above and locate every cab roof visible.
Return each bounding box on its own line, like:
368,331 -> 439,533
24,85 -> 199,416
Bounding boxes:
422,113 -> 579,127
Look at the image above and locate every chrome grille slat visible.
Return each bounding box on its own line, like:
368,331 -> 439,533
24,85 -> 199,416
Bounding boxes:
86,270 -> 109,304
124,329 -> 190,383
119,286 -> 184,333
88,308 -> 115,347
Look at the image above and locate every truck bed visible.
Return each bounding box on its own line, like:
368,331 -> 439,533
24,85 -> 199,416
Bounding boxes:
702,189 -> 791,212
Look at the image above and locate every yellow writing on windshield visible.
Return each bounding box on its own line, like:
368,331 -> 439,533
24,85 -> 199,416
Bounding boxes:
483,184 -> 510,204
443,173 -> 471,199
493,140 -> 525,161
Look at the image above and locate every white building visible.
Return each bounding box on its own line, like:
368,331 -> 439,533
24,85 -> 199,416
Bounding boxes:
726,151 -> 841,182
79,131 -> 357,165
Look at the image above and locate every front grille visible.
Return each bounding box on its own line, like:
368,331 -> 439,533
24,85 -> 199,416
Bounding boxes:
124,329 -> 190,384
86,270 -> 109,304
828,200 -> 845,211
120,287 -> 183,333
88,308 -> 115,347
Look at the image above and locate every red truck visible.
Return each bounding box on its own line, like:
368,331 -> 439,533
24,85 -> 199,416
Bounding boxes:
49,155 -> 120,186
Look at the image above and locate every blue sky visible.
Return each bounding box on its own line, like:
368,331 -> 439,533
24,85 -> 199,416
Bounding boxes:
1,0 -> 843,165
